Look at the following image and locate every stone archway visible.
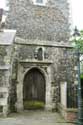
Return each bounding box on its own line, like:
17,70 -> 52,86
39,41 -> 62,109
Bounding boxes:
17,64 -> 52,111
23,68 -> 46,109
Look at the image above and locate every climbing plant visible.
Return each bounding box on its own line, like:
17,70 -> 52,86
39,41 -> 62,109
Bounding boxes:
72,30 -> 83,52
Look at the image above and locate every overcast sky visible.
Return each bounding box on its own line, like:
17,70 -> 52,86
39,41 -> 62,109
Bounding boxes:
0,0 -> 6,8
0,0 -> 83,30
71,0 -> 83,30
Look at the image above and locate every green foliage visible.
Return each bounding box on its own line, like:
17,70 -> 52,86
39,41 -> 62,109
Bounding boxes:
80,74 -> 83,79
24,100 -> 44,110
72,30 -> 83,52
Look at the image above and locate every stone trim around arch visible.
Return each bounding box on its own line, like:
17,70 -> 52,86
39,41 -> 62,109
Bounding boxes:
16,65 -> 52,112
23,66 -> 47,82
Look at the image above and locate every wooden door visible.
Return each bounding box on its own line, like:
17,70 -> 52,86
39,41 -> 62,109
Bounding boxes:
23,68 -> 45,104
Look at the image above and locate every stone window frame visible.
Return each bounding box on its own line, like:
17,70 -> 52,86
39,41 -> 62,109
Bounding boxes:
32,0 -> 48,6
35,47 -> 45,60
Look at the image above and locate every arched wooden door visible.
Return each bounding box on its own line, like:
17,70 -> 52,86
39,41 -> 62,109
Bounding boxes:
23,68 -> 45,109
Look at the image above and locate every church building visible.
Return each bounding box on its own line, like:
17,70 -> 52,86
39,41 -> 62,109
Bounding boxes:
0,0 -> 77,120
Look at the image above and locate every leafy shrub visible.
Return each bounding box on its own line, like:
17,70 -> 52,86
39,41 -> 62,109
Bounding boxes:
80,74 -> 83,79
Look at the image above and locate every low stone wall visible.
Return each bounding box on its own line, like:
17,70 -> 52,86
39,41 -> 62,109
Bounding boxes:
57,103 -> 78,122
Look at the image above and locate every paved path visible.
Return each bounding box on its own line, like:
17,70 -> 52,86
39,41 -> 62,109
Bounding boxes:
0,111 -> 74,125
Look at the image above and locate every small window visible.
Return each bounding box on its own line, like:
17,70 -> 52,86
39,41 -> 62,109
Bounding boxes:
34,47 -> 48,60
36,0 -> 43,3
38,48 -> 43,60
33,0 -> 47,6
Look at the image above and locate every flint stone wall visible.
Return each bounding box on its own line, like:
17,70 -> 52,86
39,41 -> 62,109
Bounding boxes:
0,30 -> 16,116
10,38 -> 73,111
6,0 -> 70,42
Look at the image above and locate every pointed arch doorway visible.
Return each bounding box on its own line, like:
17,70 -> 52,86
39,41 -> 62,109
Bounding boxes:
23,68 -> 46,109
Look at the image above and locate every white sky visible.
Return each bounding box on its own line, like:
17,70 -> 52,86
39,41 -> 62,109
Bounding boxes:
71,0 -> 83,30
0,0 -> 6,9
0,0 -> 83,30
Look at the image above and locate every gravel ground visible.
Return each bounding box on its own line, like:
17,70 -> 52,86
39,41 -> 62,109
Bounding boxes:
0,111 -> 74,125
